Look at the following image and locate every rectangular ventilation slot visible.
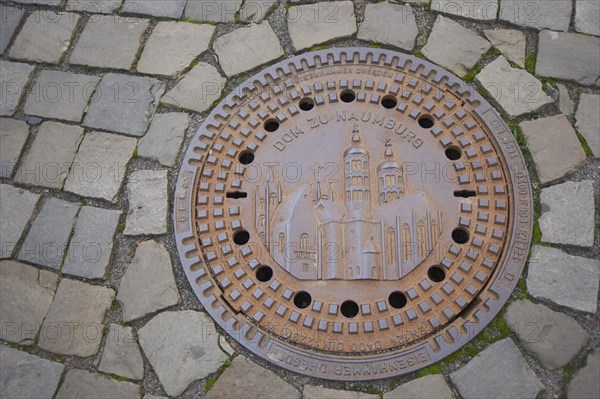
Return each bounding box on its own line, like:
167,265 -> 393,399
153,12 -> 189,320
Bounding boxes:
226,191 -> 248,199
454,190 -> 477,198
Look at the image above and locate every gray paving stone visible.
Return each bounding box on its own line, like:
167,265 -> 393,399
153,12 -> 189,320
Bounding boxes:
84,73 -> 165,136
0,118 -> 29,178
38,278 -> 114,356
24,70 -> 100,122
117,240 -> 180,322
505,300 -> 589,370
62,206 -> 121,279
70,15 -> 149,70
138,311 -> 227,397
138,21 -> 215,78
56,369 -> 141,399
539,180 -> 595,247
207,356 -> 301,399
161,63 -> 225,113
124,170 -> 168,236
0,260 -> 58,345
476,56 -> 553,118
357,2 -> 418,51
568,349 -> 600,399
144,395 -> 167,399
0,5 -> 25,54
304,386 -> 377,399
239,0 -> 277,23
383,374 -> 454,399
527,245 -> 600,314
422,15 -> 491,77
431,0 -> 497,21
213,22 -> 284,77
0,345 -> 64,399
483,29 -> 526,68
0,60 -> 35,117
0,184 -> 40,258
9,11 -> 79,64
536,30 -> 600,87
519,115 -> 586,183
67,0 -> 123,13
499,0 -> 571,31
557,83 -> 574,116
18,198 -> 80,269
10,0 -> 61,5
98,324 -> 144,380
575,93 -> 600,156
184,0 -> 241,23
122,0 -> 186,18
137,112 -> 189,167
574,0 -> 600,36
64,131 -> 137,202
288,1 -> 357,51
15,121 -> 84,189
450,338 -> 544,399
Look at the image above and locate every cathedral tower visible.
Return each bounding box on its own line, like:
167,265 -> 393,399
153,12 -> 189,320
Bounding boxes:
343,124 -> 371,213
377,139 -> 404,205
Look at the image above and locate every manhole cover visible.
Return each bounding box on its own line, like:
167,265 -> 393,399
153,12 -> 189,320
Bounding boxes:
174,48 -> 533,380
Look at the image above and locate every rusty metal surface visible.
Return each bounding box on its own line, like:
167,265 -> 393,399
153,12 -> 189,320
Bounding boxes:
174,48 -> 533,380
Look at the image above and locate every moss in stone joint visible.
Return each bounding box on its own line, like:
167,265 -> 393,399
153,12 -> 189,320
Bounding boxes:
524,51 -> 536,74
516,276 -> 531,300
132,145 -> 138,160
310,44 -> 332,51
416,363 -> 444,378
576,132 -> 594,157
462,47 -> 502,83
111,299 -> 121,311
368,43 -> 382,48
108,373 -> 133,383
414,50 -> 425,60
204,353 -> 237,392
50,353 -> 63,362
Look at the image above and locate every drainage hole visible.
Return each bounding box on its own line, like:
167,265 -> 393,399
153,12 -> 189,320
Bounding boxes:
340,300 -> 359,318
453,190 -> 477,198
451,227 -> 470,244
226,191 -> 248,199
340,89 -> 356,103
264,119 -> 279,132
299,97 -> 315,111
388,291 -> 407,309
381,95 -> 398,109
418,115 -> 434,129
255,265 -> 273,282
238,150 -> 255,164
233,229 -> 250,245
445,146 -> 462,160
293,291 -> 312,309
427,266 -> 446,282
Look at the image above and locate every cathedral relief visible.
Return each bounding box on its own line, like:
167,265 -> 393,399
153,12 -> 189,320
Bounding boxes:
255,124 -> 443,281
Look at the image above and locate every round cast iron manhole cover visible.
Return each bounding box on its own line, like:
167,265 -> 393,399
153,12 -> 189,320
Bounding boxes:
174,48 -> 533,380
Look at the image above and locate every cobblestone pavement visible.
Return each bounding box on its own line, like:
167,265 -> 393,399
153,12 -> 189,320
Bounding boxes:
0,0 -> 599,398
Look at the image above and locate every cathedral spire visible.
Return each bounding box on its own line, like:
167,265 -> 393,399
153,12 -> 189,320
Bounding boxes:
351,124 -> 361,143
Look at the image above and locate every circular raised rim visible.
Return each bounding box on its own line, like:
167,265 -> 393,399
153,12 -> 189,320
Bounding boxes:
173,47 -> 533,380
